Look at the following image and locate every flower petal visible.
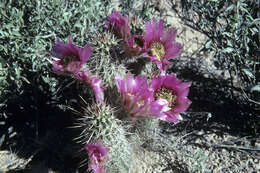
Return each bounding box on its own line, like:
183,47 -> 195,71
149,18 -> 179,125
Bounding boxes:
106,11 -> 131,40
144,20 -> 154,45
76,70 -> 105,104
155,19 -> 164,41
150,74 -> 192,123
86,141 -> 108,173
174,97 -> 192,113
115,74 -> 154,119
115,76 -> 126,93
91,77 -> 105,104
50,37 -> 91,75
164,111 -> 179,123
150,76 -> 164,91
80,45 -> 92,62
164,42 -> 183,59
143,20 -> 182,72
161,28 -> 177,48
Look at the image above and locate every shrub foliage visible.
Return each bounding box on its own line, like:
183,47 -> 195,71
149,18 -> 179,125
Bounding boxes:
171,0 -> 260,105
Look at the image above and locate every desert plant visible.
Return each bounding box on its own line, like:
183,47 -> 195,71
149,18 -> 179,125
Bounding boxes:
1,0 -> 194,172
170,0 -> 260,106
0,0 -> 115,150
52,8 -> 193,172
73,102 -> 138,172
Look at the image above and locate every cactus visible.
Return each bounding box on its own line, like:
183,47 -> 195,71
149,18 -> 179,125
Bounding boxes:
85,32 -> 129,88
74,102 -> 138,172
49,9 -> 191,172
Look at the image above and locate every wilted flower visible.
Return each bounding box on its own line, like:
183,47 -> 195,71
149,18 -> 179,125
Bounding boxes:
105,11 -> 131,41
150,74 -> 192,123
85,142 -> 108,173
51,37 -> 91,75
115,74 -> 170,121
143,19 -> 183,74
76,70 -> 105,104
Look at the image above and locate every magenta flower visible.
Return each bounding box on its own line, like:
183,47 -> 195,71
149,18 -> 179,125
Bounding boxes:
143,19 -> 183,73
124,35 -> 144,56
76,70 -> 105,104
115,74 -> 153,119
115,74 -> 172,121
105,11 -> 131,41
150,74 -> 192,123
51,37 -> 91,75
85,142 -> 108,173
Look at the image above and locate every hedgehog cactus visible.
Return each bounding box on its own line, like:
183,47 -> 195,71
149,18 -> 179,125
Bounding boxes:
85,32 -> 129,88
50,11 -> 192,173
74,103 -> 138,172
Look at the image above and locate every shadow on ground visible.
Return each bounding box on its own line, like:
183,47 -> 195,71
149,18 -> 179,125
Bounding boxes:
0,75 -> 87,173
168,59 -> 259,138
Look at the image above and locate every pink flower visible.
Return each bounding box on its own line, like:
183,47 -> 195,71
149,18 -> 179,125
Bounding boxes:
115,74 -> 191,123
124,35 -> 144,56
76,70 -> 105,104
115,74 -> 153,119
85,142 -> 108,173
105,11 -> 131,41
150,74 -> 192,123
143,19 -> 183,74
115,74 -> 170,121
51,37 -> 91,75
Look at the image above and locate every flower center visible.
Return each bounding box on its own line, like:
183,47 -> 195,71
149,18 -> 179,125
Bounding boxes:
127,93 -> 145,107
150,42 -> 165,61
62,57 -> 70,65
92,150 -> 103,163
137,99 -> 145,107
154,87 -> 177,108
61,55 -> 79,65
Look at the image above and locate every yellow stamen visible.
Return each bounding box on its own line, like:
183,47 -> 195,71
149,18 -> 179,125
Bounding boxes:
137,100 -> 145,107
155,87 -> 177,108
128,93 -> 145,107
150,42 -> 165,61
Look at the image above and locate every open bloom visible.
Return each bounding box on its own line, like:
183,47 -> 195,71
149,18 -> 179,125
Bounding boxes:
51,37 -> 91,75
105,11 -> 131,41
143,19 -> 183,74
85,142 -> 108,173
115,74 -> 170,121
76,70 -> 105,104
150,74 -> 192,123
115,74 -> 152,119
